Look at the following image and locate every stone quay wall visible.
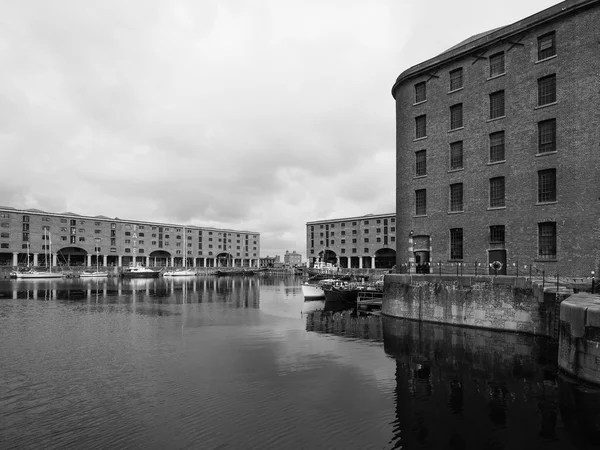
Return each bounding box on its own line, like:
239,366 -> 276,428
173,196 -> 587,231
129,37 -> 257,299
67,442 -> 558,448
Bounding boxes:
559,293 -> 600,385
382,274 -> 571,337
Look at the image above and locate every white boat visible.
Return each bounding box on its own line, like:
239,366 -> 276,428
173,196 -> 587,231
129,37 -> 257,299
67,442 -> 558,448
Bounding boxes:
163,227 -> 196,277
14,232 -> 64,279
301,278 -> 339,300
121,264 -> 160,278
80,249 -> 108,278
163,268 -> 197,277
15,270 -> 64,279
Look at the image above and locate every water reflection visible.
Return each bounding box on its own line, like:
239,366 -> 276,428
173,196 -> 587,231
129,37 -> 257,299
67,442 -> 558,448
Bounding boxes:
382,316 -> 600,449
0,276 -> 261,308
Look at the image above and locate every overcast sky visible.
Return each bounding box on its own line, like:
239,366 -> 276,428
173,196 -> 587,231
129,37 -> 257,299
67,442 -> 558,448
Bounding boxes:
0,0 -> 561,258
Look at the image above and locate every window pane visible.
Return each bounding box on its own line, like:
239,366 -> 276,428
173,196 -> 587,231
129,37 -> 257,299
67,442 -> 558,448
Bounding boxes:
538,75 -> 556,105
490,91 -> 505,119
538,32 -> 556,60
489,177 -> 505,208
415,150 -> 427,176
490,131 -> 505,162
450,183 -> 463,212
489,225 -> 505,243
450,141 -> 463,170
450,228 -> 463,260
415,190 -> 426,215
415,82 -> 426,103
450,68 -> 463,91
489,52 -> 505,77
538,169 -> 556,202
415,115 -> 426,139
450,104 -> 463,129
538,222 -> 556,258
538,119 -> 556,153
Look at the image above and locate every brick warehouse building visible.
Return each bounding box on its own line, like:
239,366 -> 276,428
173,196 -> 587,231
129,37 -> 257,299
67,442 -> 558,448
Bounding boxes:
392,0 -> 600,277
0,206 -> 260,268
306,213 -> 397,269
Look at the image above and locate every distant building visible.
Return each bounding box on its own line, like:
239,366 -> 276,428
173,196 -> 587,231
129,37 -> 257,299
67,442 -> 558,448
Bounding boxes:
306,213 -> 396,269
391,0 -> 600,276
260,255 -> 280,268
0,205 -> 260,268
283,250 -> 302,267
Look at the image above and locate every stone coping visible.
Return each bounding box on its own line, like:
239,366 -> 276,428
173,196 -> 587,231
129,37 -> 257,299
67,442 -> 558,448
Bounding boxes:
560,293 -> 600,338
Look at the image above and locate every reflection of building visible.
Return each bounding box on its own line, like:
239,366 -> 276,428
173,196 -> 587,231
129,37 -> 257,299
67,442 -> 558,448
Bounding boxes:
381,316 -> 579,448
306,213 -> 396,268
392,0 -> 600,276
0,206 -> 260,268
283,250 -> 302,267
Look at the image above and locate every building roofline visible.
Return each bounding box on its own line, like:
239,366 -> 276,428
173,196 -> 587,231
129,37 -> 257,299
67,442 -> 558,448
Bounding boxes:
391,0 -> 598,99
0,205 -> 260,235
306,212 -> 395,225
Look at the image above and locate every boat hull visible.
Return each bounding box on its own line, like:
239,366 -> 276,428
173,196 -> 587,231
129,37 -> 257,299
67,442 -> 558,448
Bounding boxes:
323,286 -> 359,312
163,270 -> 197,277
301,283 -> 325,300
15,272 -> 64,279
80,272 -> 109,278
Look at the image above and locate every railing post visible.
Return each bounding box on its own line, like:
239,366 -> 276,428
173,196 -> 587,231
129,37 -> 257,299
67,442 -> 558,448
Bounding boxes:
516,261 -> 519,278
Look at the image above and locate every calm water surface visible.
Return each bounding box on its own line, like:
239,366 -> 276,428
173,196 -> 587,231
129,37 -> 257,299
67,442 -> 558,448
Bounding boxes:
1,276 -> 599,449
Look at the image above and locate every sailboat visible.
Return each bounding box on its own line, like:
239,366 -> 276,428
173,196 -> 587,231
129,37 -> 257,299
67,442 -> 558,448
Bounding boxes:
163,227 -> 197,277
80,248 -> 109,278
15,231 -> 64,279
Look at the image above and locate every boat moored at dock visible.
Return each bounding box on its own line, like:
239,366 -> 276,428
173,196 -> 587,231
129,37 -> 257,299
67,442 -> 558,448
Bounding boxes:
120,264 -> 160,278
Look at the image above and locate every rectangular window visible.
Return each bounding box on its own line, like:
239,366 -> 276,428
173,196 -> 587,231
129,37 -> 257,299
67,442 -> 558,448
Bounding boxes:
22,232 -> 29,241
415,150 -> 427,176
538,32 -> 556,60
538,74 -> 556,106
23,216 -> 29,223
70,236 -> 76,244
449,141 -> 463,170
415,190 -> 427,216
364,238 -> 369,243
538,119 -> 556,153
414,82 -> 426,103
450,103 -> 463,130
489,131 -> 505,162
538,169 -> 556,203
449,68 -> 463,91
450,228 -> 463,260
489,91 -> 505,119
489,177 -> 505,208
538,222 -> 556,259
489,52 -> 505,77
450,183 -> 463,212
415,115 -> 426,139
490,225 -> 505,244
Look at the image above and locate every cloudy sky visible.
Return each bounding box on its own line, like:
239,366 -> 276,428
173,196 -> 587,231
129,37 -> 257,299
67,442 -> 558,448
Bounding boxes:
0,0 -> 561,258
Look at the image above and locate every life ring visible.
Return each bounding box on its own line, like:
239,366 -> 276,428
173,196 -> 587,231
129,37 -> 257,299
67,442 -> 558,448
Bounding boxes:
490,261 -> 503,271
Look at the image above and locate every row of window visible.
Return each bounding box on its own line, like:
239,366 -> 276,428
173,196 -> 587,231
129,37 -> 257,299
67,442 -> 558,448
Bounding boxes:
312,218 -> 395,230
448,222 -> 556,260
414,118 -> 556,176
5,215 -> 257,239
415,169 -> 556,215
413,32 -> 556,103
414,74 -> 556,140
316,236 -> 396,245
318,227 -> 396,237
